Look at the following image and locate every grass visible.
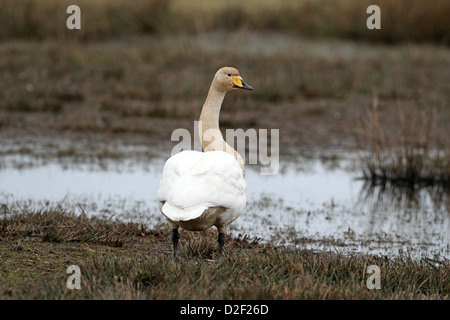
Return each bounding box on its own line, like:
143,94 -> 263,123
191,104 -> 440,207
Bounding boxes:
0,206 -> 448,299
62,249 -> 449,299
1,0 -> 450,43
359,94 -> 450,187
0,0 -> 171,41
0,204 -> 140,247
1,33 -> 449,157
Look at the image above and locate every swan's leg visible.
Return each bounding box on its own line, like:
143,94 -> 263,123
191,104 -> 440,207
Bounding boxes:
218,232 -> 226,254
172,228 -> 180,258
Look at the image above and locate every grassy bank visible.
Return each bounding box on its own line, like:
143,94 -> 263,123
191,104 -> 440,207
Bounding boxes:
1,33 -> 449,156
0,207 -> 448,299
1,2 -> 449,157
1,0 -> 450,43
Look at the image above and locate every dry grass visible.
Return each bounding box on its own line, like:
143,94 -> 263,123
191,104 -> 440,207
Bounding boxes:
359,95 -> 450,186
63,249 -> 448,300
1,0 -> 449,43
0,0 -> 171,41
178,0 -> 450,43
0,203 -> 146,247
7,244 -> 450,300
1,32 -> 449,156
0,208 -> 448,299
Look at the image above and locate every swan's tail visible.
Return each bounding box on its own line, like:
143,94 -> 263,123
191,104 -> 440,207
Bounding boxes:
162,202 -> 207,222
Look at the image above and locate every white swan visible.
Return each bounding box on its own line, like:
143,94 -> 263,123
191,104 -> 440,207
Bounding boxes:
158,67 -> 253,257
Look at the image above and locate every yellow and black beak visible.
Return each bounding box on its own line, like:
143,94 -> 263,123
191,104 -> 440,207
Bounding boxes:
232,75 -> 253,91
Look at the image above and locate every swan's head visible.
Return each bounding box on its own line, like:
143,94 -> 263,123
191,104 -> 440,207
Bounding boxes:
214,67 -> 253,92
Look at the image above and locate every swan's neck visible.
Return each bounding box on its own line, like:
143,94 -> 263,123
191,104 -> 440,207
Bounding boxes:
199,84 -> 245,176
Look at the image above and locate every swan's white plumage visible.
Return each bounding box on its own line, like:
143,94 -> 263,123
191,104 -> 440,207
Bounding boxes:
157,66 -> 251,255
158,150 -> 246,224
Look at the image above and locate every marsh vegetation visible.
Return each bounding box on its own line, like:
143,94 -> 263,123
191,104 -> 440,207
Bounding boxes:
359,96 -> 449,187
0,0 -> 449,300
0,208 -> 448,299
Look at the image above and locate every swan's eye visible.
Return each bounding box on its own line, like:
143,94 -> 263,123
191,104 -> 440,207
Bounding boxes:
228,73 -> 231,76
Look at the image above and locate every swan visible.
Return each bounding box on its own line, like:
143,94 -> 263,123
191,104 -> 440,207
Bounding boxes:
157,66 -> 253,257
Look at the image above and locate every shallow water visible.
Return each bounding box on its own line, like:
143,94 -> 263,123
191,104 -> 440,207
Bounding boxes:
0,154 -> 448,259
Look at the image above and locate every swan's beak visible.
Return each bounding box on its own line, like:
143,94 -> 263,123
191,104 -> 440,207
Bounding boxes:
232,75 -> 253,91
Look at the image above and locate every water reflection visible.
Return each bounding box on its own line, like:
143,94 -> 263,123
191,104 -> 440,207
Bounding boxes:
358,181 -> 449,214
0,155 -> 448,259
351,181 -> 449,259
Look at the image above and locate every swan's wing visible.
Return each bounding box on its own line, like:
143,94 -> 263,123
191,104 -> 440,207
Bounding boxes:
158,151 -> 246,221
